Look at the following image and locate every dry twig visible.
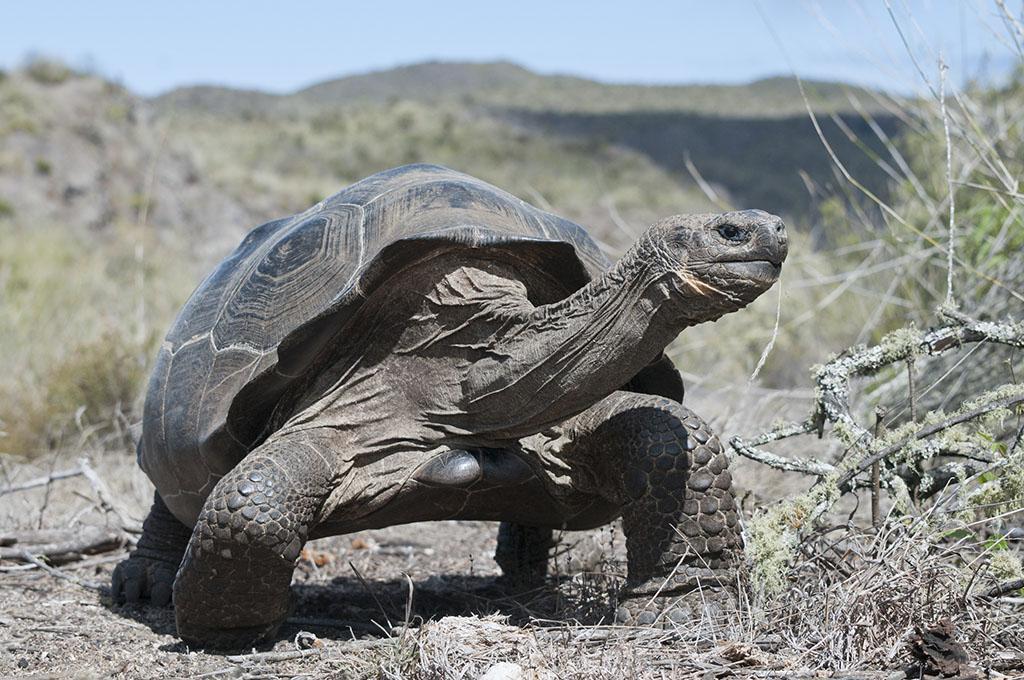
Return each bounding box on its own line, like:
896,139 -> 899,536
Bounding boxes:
225,638 -> 390,664
15,550 -> 103,590
0,467 -> 83,496
78,457 -> 141,533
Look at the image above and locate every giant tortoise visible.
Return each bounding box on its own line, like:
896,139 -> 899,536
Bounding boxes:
112,164 -> 788,647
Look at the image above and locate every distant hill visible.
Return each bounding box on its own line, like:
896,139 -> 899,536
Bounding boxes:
153,61 -> 902,220
151,84 -> 279,119
0,58 -> 905,260
507,108 -> 901,219
157,60 -> 890,118
0,69 -> 254,255
300,62 -> 890,117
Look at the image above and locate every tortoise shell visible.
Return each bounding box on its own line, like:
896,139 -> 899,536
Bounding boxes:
140,164 -> 679,523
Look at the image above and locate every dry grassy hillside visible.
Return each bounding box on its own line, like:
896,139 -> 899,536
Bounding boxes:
156,61 -> 902,218
0,58 -> 886,459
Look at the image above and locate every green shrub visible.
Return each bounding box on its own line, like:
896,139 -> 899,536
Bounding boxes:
0,224 -> 198,457
0,85 -> 39,135
0,331 -> 147,454
23,56 -> 74,85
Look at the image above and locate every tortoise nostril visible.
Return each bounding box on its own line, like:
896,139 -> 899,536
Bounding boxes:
774,221 -> 787,244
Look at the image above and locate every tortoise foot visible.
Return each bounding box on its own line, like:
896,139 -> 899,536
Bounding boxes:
173,546 -> 295,650
111,493 -> 190,606
111,552 -> 178,606
613,587 -> 737,628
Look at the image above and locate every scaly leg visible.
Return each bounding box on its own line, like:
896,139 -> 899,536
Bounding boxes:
547,391 -> 741,626
172,432 -> 335,649
495,522 -> 553,588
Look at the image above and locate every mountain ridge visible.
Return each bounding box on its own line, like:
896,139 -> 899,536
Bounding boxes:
154,60 -> 892,118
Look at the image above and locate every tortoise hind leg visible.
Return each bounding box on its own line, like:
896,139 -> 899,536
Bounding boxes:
495,522 -> 553,588
172,432 -> 335,649
112,491 -> 192,606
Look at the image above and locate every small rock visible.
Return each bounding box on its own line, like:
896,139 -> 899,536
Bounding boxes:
480,661 -> 526,680
294,630 -> 321,650
298,548 -> 333,567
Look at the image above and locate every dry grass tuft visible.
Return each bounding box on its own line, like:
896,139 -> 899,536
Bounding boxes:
0,224 -> 197,457
414,615 -> 549,678
764,522 -> 1023,671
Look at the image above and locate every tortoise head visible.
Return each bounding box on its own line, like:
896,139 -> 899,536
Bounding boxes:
644,209 -> 788,319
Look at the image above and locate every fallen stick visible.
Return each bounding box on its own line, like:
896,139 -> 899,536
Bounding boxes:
0,526 -> 127,564
0,467 -> 83,496
189,669 -> 239,679
226,648 -> 321,664
225,638 -> 390,664
16,550 -> 103,590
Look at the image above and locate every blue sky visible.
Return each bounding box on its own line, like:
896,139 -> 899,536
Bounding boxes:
2,1 -> 1019,96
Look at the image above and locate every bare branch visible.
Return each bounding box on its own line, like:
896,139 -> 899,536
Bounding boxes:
15,550 -> 103,591
730,312 -> 1024,514
0,467 -> 83,496
979,578 -> 1024,599
78,457 -> 141,533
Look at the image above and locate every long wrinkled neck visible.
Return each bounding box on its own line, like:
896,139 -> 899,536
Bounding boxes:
464,237 -> 698,440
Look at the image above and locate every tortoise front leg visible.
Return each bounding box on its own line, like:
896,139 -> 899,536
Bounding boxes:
173,433 -> 335,649
617,400 -> 739,625
556,392 -> 741,626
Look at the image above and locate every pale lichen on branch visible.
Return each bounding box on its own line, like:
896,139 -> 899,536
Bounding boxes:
731,309 -> 1024,523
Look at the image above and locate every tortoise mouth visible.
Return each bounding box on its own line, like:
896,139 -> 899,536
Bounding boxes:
716,259 -> 782,282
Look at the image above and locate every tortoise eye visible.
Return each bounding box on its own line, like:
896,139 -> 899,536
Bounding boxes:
717,224 -> 748,243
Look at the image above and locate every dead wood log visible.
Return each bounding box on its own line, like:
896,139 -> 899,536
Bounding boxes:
0,526 -> 127,564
